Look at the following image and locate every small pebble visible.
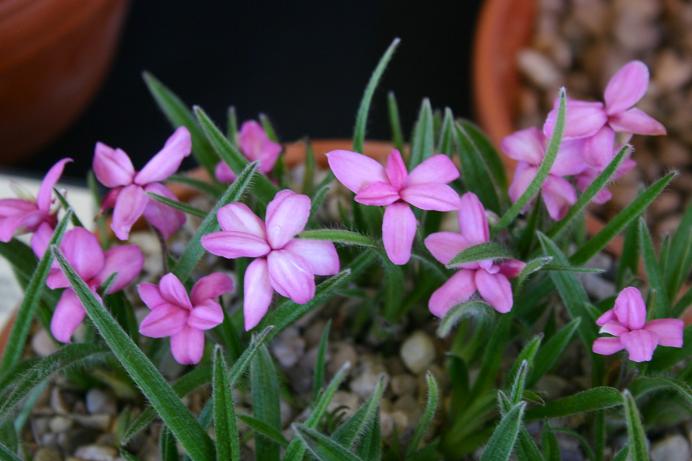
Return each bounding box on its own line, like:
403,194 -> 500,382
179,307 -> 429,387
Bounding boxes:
31,329 -> 58,357
34,447 -> 62,461
400,331 -> 436,374
73,444 -> 118,461
651,434 -> 690,461
271,327 -> 305,368
86,389 -> 116,415
49,416 -> 72,433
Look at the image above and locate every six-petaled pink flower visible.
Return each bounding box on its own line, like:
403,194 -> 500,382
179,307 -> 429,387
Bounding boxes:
327,149 -> 461,265
201,189 -> 339,330
502,128 -> 586,220
138,272 -> 233,365
424,192 -> 525,316
215,120 -> 281,183
48,228 -> 143,343
0,158 -> 72,256
93,127 -> 192,240
592,287 -> 683,363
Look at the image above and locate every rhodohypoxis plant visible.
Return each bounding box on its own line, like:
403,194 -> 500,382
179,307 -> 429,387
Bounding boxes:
0,40 -> 688,461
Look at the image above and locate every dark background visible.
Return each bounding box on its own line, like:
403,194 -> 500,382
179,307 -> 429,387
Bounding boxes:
17,1 -> 483,179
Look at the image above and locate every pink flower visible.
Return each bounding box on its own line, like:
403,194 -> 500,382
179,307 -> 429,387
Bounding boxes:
592,287 -> 683,362
138,272 -> 233,365
574,157 -> 637,205
201,190 -> 339,330
327,149 -> 461,265
0,158 -> 72,256
48,228 -> 143,343
502,128 -> 585,220
215,121 -> 281,183
424,192 -> 525,316
93,127 -> 191,240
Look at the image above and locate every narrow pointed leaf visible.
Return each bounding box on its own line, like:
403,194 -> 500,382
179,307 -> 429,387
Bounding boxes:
436,301 -> 491,338
526,387 -> 621,420
638,218 -> 669,317
298,229 -> 376,247
663,204 -> 691,298
238,414 -> 288,446
333,375 -> 386,448
497,391 -> 544,461
458,120 -> 508,193
622,390 -> 649,461
147,192 -> 207,218
406,371 -> 439,455
479,401 -> 525,461
387,91 -> 405,153
437,108 -> 455,154
294,424 -> 364,461
213,347 -> 240,460
250,344 -> 280,461
447,242 -> 512,268
313,320 -> 332,399
529,318 -> 581,385
516,256 -> 552,287
408,98 -> 434,168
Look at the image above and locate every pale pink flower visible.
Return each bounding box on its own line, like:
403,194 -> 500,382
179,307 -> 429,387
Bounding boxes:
501,128 -> 585,220
593,287 -> 683,362
327,149 -> 461,265
215,120 -> 281,183
201,190 -> 339,330
48,228 -> 143,343
424,192 -> 525,316
0,158 -> 72,256
138,272 -> 233,365
93,127 -> 191,240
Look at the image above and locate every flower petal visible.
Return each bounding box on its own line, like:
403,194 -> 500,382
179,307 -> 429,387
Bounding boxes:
592,337 -> 625,356
599,321 -> 628,336
244,258 -> 273,330
37,158 -> 72,212
201,231 -> 271,259
326,150 -> 387,193
385,149 -> 408,189
267,250 -> 315,304
190,272 -> 234,305
170,326 -> 205,365
608,108 -> 666,136
50,289 -> 86,343
354,181 -> 400,206
216,202 -> 265,238
238,120 -> 281,172
188,299 -> 224,330
497,259 -> 526,279
138,283 -> 167,310
401,184 -> 461,211
542,175 -> 577,220
215,162 -> 236,183
139,304 -> 187,338
428,269 -> 476,318
552,138 -> 588,176
645,319 -> 684,348
508,163 -> 537,203
604,61 -> 649,114
93,143 -> 134,188
265,190 -> 310,249
424,232 -> 470,265
382,202 -> 416,265
544,99 -> 607,140
475,270 -> 513,313
31,222 -> 53,258
59,228 -> 105,282
407,154 -> 460,185
0,210 -> 41,242
613,287 -> 647,330
112,184 -> 148,240
159,273 -> 192,309
596,308 -> 615,326
500,127 -> 544,165
142,183 -> 186,240
583,127 -> 615,169
95,244 -> 144,293
284,239 -> 340,276
620,329 -> 658,362
458,192 -> 489,244
135,127 -> 192,184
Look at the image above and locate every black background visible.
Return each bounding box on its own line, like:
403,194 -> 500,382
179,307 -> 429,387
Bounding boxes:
17,1 -> 483,179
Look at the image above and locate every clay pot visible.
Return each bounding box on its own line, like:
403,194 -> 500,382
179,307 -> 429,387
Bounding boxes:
0,0 -> 129,164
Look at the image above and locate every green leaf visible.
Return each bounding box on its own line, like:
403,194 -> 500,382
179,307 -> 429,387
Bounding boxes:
250,344 -> 281,461
674,286 -> 692,316
630,376 -> 692,409
616,220 -> 640,289
406,371 -> 439,456
541,423 -> 560,461
387,91 -> 405,153
259,113 -> 279,142
356,411 -> 382,461
313,320 -> 332,399
147,192 -> 207,218
52,247 -> 215,461
298,229 -> 376,247
547,145 -> 630,240
447,242 -> 512,268
238,414 -> 288,446
496,88 -> 566,228
663,204 -> 691,299
570,171 -> 676,266
1,210 -> 71,372
353,38 -> 400,153
333,375 -> 386,448
120,450 -> 144,461
469,315 -> 511,401
213,347 -> 240,461
159,427 -> 178,461
294,424 -> 364,461
194,107 -> 277,204
454,122 -> 502,213
516,256 -> 552,287
458,120 -> 508,193
437,108 -> 455,154
53,189 -> 84,227
408,98 -> 435,168
497,391 -> 544,461
303,140 -> 316,195
622,390 -> 649,461
436,301 -> 491,338
171,161 -> 258,281
382,255 -> 406,321
638,218 -> 669,317
143,72 -> 218,175
526,387 -> 622,420
612,447 -> 629,461
529,318 -> 581,385
0,441 -> 20,461
167,174 -> 224,197
479,400 -> 526,461
226,106 -> 239,143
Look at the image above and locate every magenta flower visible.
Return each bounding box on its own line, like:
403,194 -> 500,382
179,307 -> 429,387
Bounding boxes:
327,149 -> 461,265
138,272 -> 233,365
592,287 -> 683,362
201,190 -> 339,330
502,127 -> 585,220
0,158 -> 72,256
48,228 -> 143,343
424,192 -> 525,316
215,120 -> 281,183
93,127 -> 191,241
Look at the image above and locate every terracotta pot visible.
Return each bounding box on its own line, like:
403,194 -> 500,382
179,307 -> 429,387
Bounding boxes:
0,0 -> 129,164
